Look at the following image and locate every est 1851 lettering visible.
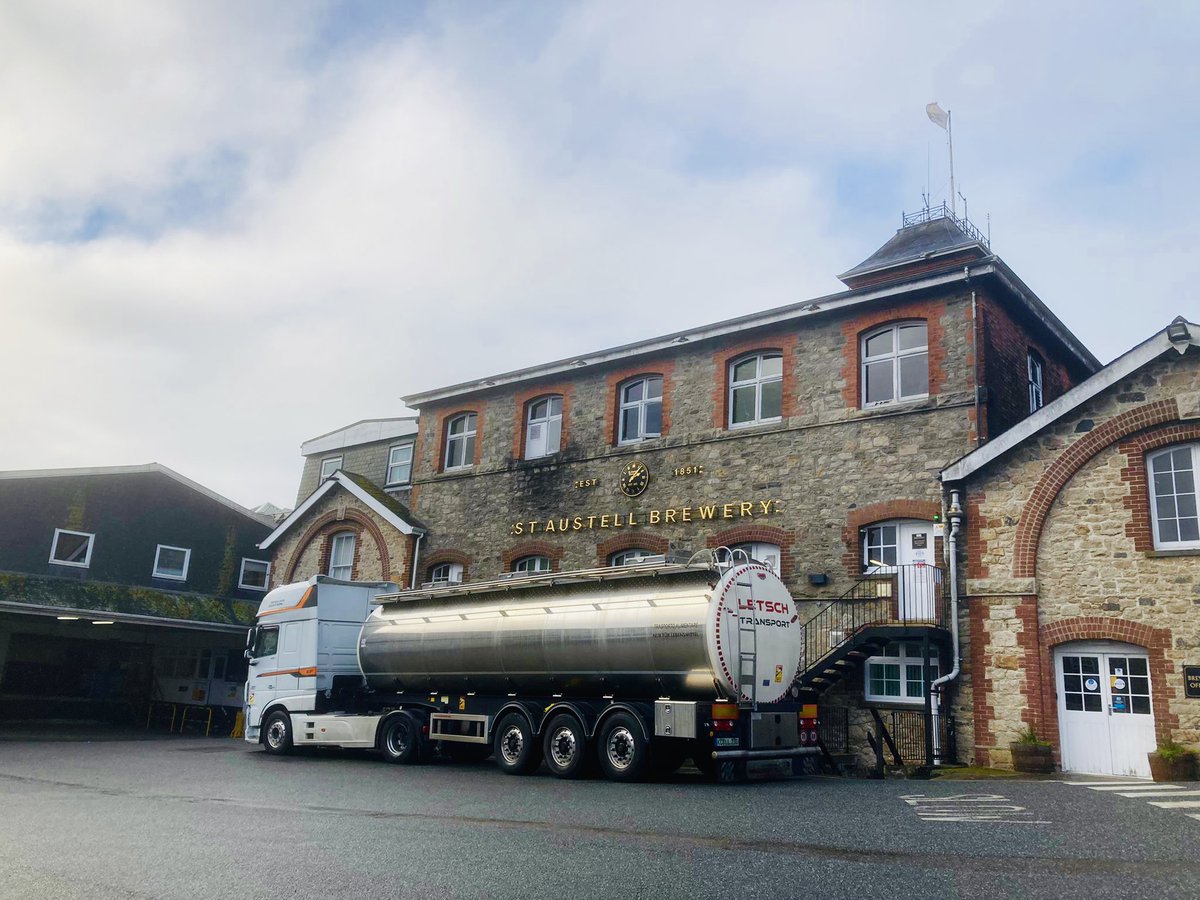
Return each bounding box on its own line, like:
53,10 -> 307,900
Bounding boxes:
673,465 -> 704,477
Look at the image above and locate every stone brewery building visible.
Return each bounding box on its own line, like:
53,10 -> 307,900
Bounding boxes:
261,207 -> 1200,775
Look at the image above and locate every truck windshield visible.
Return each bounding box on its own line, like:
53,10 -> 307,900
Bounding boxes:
251,627 -> 279,658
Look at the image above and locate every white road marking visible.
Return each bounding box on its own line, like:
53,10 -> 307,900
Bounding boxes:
1117,789 -> 1200,798
901,794 -> 1047,824
1082,782 -> 1165,791
1148,800 -> 1200,809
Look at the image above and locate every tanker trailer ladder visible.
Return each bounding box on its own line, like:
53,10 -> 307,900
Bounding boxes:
736,573 -> 759,712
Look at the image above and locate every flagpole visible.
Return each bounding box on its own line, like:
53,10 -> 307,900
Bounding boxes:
948,111 -> 956,219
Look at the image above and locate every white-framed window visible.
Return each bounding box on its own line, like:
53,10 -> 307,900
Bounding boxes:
444,413 -> 477,470
239,559 -> 271,591
386,443 -> 414,485
1028,351 -> 1045,413
49,528 -> 94,568
618,376 -> 663,444
328,533 -> 356,580
863,523 -> 900,568
731,542 -> 781,573
153,545 -> 191,581
1149,444 -> 1200,549
610,548 -> 656,566
861,322 -> 928,407
513,555 -> 551,573
865,642 -> 940,704
525,396 -> 563,460
320,456 -> 343,479
430,562 -> 464,584
729,353 -> 783,428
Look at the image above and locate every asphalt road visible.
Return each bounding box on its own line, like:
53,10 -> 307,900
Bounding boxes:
0,736 -> 1197,900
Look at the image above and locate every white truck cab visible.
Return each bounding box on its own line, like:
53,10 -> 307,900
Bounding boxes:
243,576 -> 396,747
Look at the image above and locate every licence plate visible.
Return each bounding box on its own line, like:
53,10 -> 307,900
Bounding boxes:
714,737 -> 740,747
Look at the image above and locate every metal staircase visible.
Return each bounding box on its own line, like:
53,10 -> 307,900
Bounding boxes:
795,563 -> 949,699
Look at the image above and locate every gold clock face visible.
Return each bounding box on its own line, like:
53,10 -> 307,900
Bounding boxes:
619,460 -> 649,498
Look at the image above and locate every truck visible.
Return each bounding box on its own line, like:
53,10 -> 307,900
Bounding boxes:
242,551 -> 820,781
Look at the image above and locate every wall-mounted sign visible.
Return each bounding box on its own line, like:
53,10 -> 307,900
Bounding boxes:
574,479 -> 597,490
1185,666 -> 1200,699
673,465 -> 705,477
619,461 -> 649,498
508,498 -> 783,536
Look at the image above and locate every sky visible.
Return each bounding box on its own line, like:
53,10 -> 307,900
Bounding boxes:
2,1 -> 1198,510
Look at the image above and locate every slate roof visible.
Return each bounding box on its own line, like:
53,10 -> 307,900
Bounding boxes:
838,216 -> 989,284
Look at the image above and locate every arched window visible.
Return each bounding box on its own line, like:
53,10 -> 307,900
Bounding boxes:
861,322 -> 928,407
429,562 -> 464,584
444,413 -> 477,470
328,532 -> 356,580
729,352 -> 783,428
1027,350 -> 1045,413
609,548 -> 657,566
1148,444 -> 1200,549
512,555 -> 551,573
618,376 -> 663,444
525,396 -> 563,460
730,542 -> 781,573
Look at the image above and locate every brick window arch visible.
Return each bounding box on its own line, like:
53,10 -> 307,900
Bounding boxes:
596,533 -> 668,567
841,500 -> 941,576
708,524 -> 794,576
283,509 -> 392,582
423,549 -> 471,584
501,541 -> 565,573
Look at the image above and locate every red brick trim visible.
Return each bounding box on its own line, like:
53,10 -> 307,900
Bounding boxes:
839,302 -> 948,409
840,500 -> 941,575
595,532 -> 669,566
968,599 -> 996,767
1038,617 -> 1179,748
423,549 -> 471,583
434,405 -> 485,473
603,361 -> 675,446
501,541 -> 566,572
1118,423 -> 1200,552
706,524 -> 795,578
511,384 -> 573,461
282,508 -> 392,582
709,335 -> 800,429
1011,400 -> 1180,577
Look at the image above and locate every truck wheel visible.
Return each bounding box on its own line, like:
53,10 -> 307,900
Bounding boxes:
493,712 -> 541,775
262,710 -> 293,755
597,713 -> 649,782
543,714 -> 589,779
380,712 -> 420,764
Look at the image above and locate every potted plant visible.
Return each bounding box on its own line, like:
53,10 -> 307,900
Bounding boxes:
1148,740 -> 1199,782
1010,726 -> 1055,774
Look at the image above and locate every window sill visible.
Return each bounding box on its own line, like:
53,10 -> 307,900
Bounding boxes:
862,698 -> 927,709
860,395 -> 932,413
384,482 -> 412,490
152,574 -> 188,582
728,418 -> 783,432
1145,548 -> 1200,558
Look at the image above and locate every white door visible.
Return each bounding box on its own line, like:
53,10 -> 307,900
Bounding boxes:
1056,642 -> 1156,777
896,522 -> 937,621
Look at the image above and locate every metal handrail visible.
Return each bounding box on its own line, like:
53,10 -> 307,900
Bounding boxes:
799,563 -> 948,675
901,202 -> 990,248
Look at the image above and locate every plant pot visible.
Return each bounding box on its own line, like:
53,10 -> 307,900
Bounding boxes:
1148,752 -> 1199,782
1010,742 -> 1055,774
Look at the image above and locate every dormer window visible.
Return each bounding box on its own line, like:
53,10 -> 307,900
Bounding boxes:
861,322 -> 928,407
319,456 -> 342,479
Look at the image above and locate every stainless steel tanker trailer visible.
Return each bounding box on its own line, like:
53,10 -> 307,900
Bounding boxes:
242,552 -> 820,781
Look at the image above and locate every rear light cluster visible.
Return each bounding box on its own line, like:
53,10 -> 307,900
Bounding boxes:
709,703 -> 739,732
798,716 -> 819,746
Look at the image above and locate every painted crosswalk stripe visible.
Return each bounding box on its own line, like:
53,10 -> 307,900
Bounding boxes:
1118,789 -> 1200,798
1149,800 -> 1200,809
1082,782 -> 1164,791
1189,814 -> 1200,822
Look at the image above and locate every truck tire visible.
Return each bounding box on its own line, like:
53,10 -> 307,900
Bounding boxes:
380,712 -> 421,764
597,713 -> 649,782
262,710 -> 293,756
543,714 -> 589,779
493,712 -> 541,775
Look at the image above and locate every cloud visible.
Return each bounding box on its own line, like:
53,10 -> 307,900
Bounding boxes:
1,0 -> 1198,507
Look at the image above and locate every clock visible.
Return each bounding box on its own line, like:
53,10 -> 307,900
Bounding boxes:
619,460 -> 649,498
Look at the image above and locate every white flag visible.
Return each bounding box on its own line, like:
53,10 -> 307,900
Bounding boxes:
926,102 -> 949,130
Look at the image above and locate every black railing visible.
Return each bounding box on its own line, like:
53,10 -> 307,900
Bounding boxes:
884,708 -> 958,766
800,563 -> 948,675
901,201 -> 990,248
818,705 -> 850,754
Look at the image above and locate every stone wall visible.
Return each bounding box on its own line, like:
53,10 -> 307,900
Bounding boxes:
407,293 -> 982,594
296,437 -> 415,505
959,344 -> 1200,766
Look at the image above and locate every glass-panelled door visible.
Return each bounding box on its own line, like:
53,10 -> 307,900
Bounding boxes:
1056,642 -> 1156,777
866,519 -> 939,621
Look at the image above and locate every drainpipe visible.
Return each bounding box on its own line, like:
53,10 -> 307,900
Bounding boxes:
931,487 -> 964,694
409,532 -> 424,590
